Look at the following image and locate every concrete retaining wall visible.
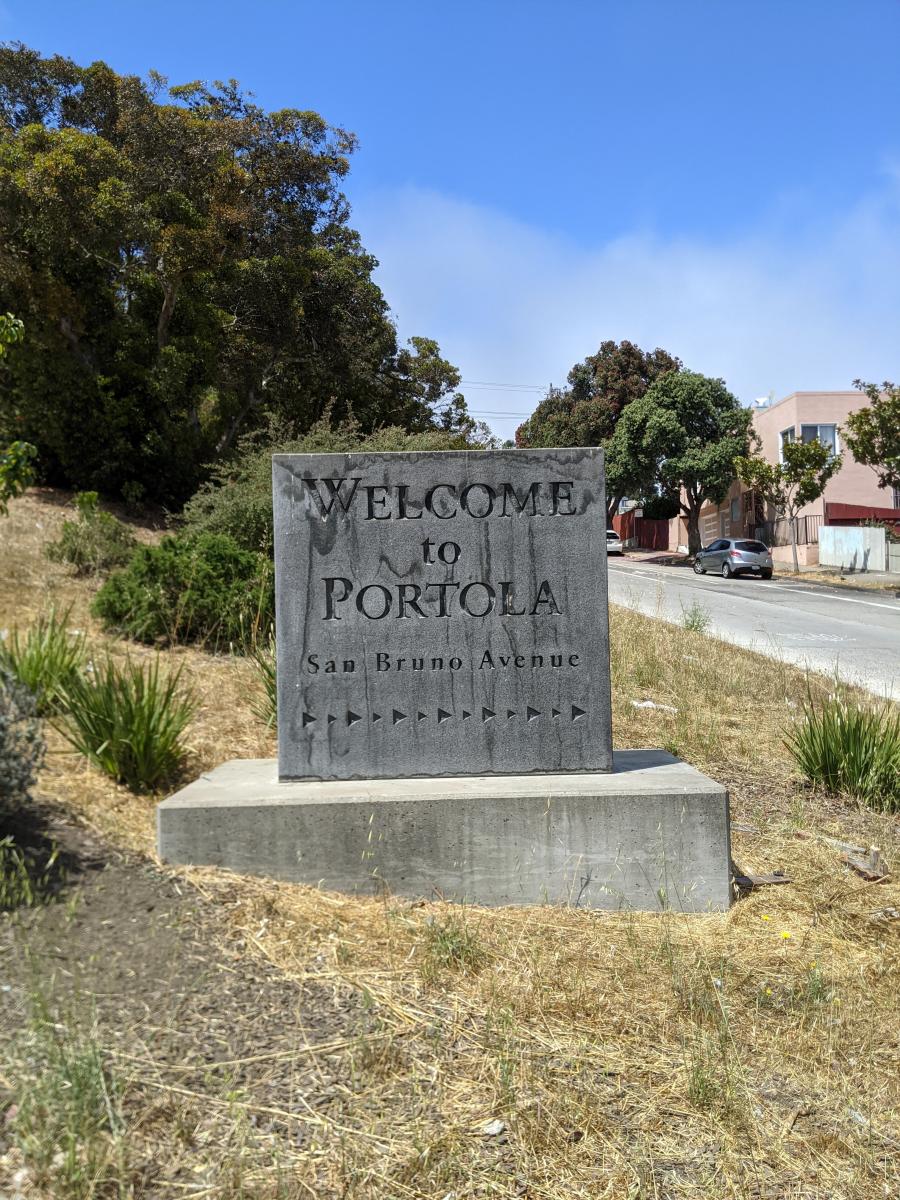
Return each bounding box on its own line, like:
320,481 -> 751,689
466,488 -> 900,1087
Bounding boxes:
819,526 -> 886,573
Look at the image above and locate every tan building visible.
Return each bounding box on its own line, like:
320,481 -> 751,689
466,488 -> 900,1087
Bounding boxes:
669,391 -> 900,564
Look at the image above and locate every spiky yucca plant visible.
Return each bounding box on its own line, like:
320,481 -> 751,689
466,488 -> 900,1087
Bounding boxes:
57,657 -> 195,792
785,692 -> 900,812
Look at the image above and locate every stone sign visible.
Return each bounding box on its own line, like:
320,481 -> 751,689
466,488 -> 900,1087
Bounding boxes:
272,448 -> 612,780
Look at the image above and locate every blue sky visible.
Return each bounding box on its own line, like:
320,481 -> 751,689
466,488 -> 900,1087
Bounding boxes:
5,1 -> 900,439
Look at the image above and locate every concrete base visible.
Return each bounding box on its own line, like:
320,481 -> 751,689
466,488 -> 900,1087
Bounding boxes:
157,751 -> 731,912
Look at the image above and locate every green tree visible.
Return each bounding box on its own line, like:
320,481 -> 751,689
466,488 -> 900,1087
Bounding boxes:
0,46 -> 467,505
735,438 -> 842,573
0,311 -> 35,514
842,380 -> 900,497
516,340 -> 680,521
608,370 -> 752,555
180,414 -> 491,554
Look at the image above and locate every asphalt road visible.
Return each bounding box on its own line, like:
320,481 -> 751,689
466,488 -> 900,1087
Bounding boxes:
607,557 -> 900,700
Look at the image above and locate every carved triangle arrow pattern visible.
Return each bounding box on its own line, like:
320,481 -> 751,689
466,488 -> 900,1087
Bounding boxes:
305,705 -> 588,728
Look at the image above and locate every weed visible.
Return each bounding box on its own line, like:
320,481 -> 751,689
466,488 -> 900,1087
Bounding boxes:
0,834 -> 60,908
45,491 -> 137,576
785,689 -> 900,811
249,632 -> 277,728
680,601 -> 711,634
57,655 -> 196,791
484,1003 -> 519,1108
788,789 -> 806,829
11,992 -> 128,1197
801,963 -> 832,1007
419,913 -> 485,980
0,606 -> 86,714
686,1035 -> 721,1108
755,965 -> 834,1015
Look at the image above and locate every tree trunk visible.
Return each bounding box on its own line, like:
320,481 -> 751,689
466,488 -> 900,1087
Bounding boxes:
157,277 -> 179,350
216,389 -> 260,457
606,494 -> 622,526
683,502 -> 702,555
790,514 -> 800,574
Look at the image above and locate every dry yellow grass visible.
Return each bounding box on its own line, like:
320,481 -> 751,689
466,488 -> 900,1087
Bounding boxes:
3,490 -> 899,1199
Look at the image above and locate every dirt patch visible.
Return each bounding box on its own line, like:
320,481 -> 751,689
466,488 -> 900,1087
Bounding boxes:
0,814 -> 379,1195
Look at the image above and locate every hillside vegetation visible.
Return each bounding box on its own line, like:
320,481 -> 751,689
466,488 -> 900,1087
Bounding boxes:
0,490 -> 898,1200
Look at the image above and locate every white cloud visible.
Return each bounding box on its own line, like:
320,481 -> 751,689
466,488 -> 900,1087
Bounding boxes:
354,181 -> 900,441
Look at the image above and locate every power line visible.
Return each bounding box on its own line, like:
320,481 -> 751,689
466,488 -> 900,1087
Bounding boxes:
460,379 -> 547,392
467,410 -> 532,417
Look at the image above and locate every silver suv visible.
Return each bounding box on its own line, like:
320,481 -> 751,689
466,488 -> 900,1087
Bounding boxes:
693,538 -> 773,579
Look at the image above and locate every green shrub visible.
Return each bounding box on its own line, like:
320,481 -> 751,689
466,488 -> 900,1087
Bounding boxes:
785,692 -> 900,811
0,608 -> 86,715
45,491 -> 137,575
181,415 -> 479,554
250,633 -> 277,728
92,532 -> 274,650
0,438 -> 37,515
57,656 -> 196,792
0,667 -> 45,810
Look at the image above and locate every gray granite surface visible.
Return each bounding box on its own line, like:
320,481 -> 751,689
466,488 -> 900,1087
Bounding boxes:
272,448 -> 612,780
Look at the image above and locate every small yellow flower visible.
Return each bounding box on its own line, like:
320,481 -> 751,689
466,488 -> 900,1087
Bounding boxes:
761,914 -> 771,922
808,961 -> 817,970
764,988 -> 772,996
780,931 -> 792,939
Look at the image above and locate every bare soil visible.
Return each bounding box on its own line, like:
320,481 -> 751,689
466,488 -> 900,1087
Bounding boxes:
0,806 -> 380,1195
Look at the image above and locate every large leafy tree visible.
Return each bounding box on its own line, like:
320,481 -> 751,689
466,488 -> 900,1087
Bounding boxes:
515,339 -> 681,521
842,380 -> 900,497
0,45 -> 465,505
735,439 -> 842,573
0,311 -> 35,514
608,371 -> 752,555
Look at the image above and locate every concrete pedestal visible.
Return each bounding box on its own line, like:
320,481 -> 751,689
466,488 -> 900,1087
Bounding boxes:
157,750 -> 731,912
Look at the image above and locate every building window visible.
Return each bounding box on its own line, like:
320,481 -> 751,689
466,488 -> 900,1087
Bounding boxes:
730,497 -> 740,524
779,428 -> 795,461
800,423 -> 839,457
893,486 -> 900,509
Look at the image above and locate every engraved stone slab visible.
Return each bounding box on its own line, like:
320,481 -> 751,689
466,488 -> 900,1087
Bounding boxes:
272,448 -> 612,780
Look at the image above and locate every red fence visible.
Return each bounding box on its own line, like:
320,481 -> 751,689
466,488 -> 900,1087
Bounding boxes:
612,512 -> 670,550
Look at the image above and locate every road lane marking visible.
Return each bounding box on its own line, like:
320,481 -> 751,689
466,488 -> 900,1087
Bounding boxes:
609,564 -> 900,613
788,588 -> 900,613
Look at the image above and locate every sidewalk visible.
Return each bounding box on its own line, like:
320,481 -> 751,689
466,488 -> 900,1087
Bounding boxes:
619,548 -> 691,567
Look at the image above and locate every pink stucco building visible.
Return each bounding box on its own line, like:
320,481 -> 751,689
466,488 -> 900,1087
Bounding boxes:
668,391 -> 900,564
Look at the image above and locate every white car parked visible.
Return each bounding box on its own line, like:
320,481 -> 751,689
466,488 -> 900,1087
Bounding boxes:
606,528 -> 624,555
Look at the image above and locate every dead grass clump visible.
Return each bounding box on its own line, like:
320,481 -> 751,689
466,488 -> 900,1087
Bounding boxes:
169,866 -> 897,1198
